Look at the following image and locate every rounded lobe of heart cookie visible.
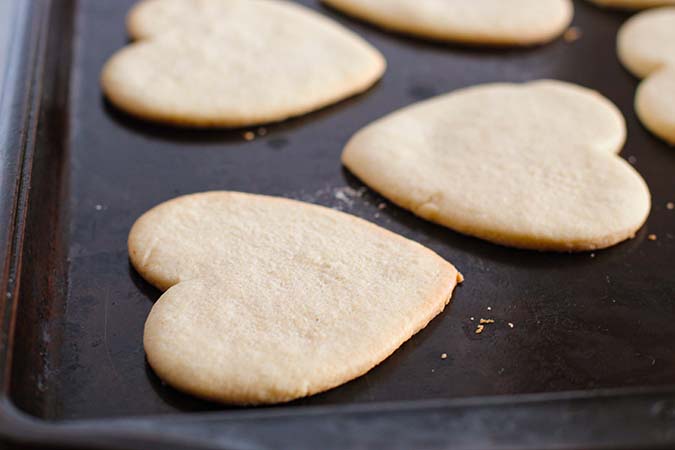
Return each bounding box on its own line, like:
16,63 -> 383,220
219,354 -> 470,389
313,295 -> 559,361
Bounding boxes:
588,0 -> 675,9
101,0 -> 385,127
126,0 -> 239,40
321,0 -> 573,46
341,80 -> 651,251
636,67 -> 675,145
617,7 -> 675,78
131,192 -> 461,404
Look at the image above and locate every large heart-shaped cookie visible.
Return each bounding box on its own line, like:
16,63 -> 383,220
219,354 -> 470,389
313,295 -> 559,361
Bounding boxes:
342,80 -> 651,251
101,0 -> 385,127
618,7 -> 675,144
322,0 -> 573,46
130,192 -> 461,404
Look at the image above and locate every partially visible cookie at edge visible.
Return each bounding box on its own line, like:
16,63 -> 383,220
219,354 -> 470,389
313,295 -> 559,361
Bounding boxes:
636,67 -> 675,145
618,7 -> 675,78
588,0 -> 675,10
321,0 -> 574,46
618,7 -> 675,144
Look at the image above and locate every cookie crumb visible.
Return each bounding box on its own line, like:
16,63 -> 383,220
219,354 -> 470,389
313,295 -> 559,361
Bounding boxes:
377,203 -> 387,210
628,155 -> 637,164
667,202 -> 674,210
441,353 -> 448,360
243,131 -> 255,141
257,127 -> 268,136
648,234 -> 657,241
334,190 -> 351,206
508,322 -> 514,328
479,318 -> 495,324
475,324 -> 485,334
563,27 -> 582,42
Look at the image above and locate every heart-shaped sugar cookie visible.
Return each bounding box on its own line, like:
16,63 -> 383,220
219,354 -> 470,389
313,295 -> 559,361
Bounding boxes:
130,192 -> 461,404
618,7 -> 675,144
101,0 -> 385,127
342,80 -> 651,251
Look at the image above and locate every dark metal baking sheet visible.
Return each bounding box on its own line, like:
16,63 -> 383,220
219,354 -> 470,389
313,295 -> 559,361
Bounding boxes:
0,0 -> 674,448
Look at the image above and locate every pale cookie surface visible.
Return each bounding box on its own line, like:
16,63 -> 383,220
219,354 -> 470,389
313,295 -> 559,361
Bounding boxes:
131,192 -> 461,404
322,0 -> 573,46
636,67 -> 675,145
618,7 -> 675,78
588,0 -> 675,10
342,81 -> 651,251
101,0 -> 385,127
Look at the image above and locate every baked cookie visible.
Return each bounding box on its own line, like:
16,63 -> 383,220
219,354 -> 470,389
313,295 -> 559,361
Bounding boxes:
131,192 -> 461,404
618,7 -> 675,78
321,0 -> 574,46
636,67 -> 675,144
101,0 -> 385,127
588,0 -> 675,10
618,7 -> 675,144
342,81 -> 651,251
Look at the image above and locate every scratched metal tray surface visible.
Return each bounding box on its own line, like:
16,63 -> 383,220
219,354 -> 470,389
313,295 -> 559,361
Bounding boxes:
0,0 -> 674,449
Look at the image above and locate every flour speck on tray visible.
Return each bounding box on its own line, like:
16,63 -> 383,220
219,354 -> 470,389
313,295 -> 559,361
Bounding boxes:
291,185 -> 368,212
